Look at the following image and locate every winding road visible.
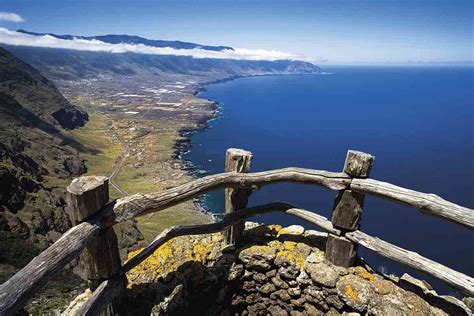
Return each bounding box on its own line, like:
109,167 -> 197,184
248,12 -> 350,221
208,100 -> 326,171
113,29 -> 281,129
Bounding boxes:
109,128 -> 129,196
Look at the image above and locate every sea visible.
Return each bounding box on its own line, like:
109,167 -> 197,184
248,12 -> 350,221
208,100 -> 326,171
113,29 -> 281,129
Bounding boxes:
183,65 -> 474,295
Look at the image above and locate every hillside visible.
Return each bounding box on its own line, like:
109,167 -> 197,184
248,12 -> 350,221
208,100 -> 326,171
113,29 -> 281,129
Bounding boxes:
3,45 -> 320,82
0,46 -> 88,243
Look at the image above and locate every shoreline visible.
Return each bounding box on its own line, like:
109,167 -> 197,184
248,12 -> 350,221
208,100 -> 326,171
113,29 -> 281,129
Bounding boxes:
173,72 -> 325,220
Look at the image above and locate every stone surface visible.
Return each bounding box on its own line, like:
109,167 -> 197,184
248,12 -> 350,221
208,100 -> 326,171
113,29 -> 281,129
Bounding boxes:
278,225 -> 305,236
120,225 -> 458,316
336,275 -> 372,312
306,262 -> 339,287
238,245 -> 277,271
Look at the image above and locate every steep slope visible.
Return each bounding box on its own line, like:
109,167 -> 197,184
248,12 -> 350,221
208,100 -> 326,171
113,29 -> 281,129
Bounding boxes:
0,47 -> 89,256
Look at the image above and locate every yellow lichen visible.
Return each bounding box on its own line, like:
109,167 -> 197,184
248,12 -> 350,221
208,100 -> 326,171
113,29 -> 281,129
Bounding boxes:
354,266 -> 376,282
126,234 -> 223,285
268,224 -> 283,234
345,284 -> 360,302
275,241 -> 306,269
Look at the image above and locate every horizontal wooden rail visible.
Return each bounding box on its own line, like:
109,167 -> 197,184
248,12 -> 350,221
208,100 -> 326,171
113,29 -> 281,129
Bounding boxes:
100,168 -> 472,230
351,178 -> 474,228
345,230 -> 474,296
102,168 -> 351,225
0,220 -> 102,316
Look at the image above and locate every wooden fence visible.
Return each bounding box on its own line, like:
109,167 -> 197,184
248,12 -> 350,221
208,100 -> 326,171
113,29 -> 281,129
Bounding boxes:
0,149 -> 472,315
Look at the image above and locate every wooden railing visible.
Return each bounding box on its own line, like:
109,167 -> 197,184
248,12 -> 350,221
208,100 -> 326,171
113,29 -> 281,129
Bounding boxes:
0,149 -> 473,315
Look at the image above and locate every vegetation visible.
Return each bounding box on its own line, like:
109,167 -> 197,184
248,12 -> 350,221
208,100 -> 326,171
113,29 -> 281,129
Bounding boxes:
71,112 -> 213,243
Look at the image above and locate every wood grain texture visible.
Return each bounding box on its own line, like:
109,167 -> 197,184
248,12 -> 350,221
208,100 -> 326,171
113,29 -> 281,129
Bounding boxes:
346,230 -> 474,296
0,221 -> 101,316
331,190 -> 365,230
224,148 -> 253,244
67,176 -> 109,223
66,176 -> 124,313
105,168 -> 351,225
327,150 -> 374,267
325,234 -> 357,267
343,150 -> 375,178
351,178 -> 474,229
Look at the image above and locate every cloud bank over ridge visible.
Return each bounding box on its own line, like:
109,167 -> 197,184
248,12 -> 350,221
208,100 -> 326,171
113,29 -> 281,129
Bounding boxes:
0,28 -> 314,62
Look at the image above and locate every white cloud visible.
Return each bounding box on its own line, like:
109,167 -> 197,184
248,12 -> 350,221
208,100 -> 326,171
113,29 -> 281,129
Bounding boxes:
0,12 -> 25,23
0,28 -> 315,62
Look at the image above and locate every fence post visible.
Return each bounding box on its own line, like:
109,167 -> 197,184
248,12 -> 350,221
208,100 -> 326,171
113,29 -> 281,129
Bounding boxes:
325,150 -> 374,267
66,176 -> 124,314
224,148 -> 253,245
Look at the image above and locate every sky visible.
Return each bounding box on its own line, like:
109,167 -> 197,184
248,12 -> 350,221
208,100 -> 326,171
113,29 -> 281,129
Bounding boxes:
0,0 -> 472,64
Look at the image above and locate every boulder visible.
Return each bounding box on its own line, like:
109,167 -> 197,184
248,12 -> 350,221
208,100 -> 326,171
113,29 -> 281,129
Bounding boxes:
306,262 -> 338,287
336,275 -> 373,312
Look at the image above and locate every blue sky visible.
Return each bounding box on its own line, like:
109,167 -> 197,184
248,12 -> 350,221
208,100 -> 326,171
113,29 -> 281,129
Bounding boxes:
0,0 -> 472,63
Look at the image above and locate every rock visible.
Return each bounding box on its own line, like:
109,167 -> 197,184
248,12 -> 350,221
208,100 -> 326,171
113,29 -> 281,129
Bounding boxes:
399,273 -> 471,315
288,287 -> 302,297
63,157 -> 87,176
306,262 -> 338,287
279,265 -> 301,281
291,296 -> 307,307
290,311 -> 308,316
367,293 -> 411,315
253,272 -> 268,283
306,251 -> 325,264
239,245 -> 276,271
155,284 -> 185,314
242,269 -> 253,280
61,289 -> 92,315
243,280 -> 257,292
228,263 -> 244,281
259,283 -> 277,294
278,225 -> 305,236
268,304 -> 289,315
296,270 -> 312,286
305,303 -> 324,315
245,221 -> 262,230
272,275 -> 290,289
304,288 -> 324,304
336,275 -> 373,312
271,289 -> 292,302
326,294 -> 344,310
247,302 -> 267,314
266,269 -> 277,278
371,278 -> 395,295
274,241 -> 307,269
245,292 -> 262,305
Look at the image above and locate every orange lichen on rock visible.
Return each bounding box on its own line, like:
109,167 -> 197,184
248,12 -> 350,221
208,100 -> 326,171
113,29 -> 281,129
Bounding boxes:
353,266 -> 376,282
126,233 -> 224,285
345,284 -> 360,302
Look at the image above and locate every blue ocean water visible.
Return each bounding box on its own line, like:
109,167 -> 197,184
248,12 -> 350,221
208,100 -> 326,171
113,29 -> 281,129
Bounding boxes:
183,66 -> 474,294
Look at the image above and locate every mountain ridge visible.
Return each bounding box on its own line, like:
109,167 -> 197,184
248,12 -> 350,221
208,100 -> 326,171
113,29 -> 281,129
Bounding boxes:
16,29 -> 234,52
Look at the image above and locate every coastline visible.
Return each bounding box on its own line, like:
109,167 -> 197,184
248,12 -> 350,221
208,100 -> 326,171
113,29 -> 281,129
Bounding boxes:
173,72 -> 327,220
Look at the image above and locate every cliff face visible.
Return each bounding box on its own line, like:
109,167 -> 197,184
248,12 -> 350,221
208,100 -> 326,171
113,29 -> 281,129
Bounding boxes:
119,223 -> 472,315
0,47 -> 90,249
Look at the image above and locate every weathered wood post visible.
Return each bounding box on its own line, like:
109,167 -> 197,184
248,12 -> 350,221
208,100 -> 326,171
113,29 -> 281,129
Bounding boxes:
325,150 -> 374,267
66,176 -> 124,314
224,148 -> 253,245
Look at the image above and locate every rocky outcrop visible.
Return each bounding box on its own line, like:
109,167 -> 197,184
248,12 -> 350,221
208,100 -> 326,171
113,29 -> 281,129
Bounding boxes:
123,223 -> 472,315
